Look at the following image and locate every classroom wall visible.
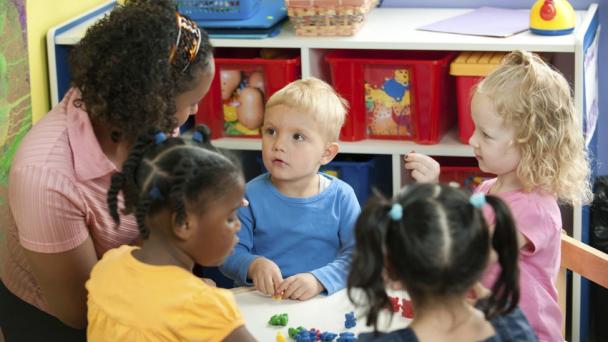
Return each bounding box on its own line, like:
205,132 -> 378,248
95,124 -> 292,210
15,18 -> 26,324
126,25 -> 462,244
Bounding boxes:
382,0 -> 608,175
26,0 -> 108,123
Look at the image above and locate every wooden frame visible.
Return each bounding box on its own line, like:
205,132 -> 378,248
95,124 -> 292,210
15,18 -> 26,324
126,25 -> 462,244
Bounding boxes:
558,234 -> 608,337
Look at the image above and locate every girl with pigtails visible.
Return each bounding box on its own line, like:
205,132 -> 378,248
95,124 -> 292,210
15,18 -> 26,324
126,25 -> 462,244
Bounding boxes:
351,183 -> 537,341
86,125 -> 256,342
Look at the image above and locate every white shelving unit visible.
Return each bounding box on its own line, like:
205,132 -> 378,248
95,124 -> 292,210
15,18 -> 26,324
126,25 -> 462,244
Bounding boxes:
48,3 -> 599,341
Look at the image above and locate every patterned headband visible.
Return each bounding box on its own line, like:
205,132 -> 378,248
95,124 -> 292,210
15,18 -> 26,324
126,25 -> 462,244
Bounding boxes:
169,12 -> 202,72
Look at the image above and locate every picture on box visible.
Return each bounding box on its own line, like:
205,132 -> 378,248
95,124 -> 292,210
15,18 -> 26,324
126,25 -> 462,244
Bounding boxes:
364,67 -> 412,137
220,68 -> 265,135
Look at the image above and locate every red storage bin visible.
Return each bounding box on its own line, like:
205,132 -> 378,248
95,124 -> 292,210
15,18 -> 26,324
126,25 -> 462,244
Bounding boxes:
196,49 -> 301,139
326,50 -> 457,144
450,52 -> 506,144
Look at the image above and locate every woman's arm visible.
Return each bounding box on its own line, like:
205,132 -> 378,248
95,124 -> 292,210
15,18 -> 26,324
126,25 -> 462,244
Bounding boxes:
223,325 -> 257,342
24,237 -> 97,329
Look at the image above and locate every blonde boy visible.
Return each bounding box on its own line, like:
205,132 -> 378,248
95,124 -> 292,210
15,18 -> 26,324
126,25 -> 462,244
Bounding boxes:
220,78 -> 360,300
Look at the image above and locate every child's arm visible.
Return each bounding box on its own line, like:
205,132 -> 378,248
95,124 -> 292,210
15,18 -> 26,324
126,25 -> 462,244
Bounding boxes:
279,186 -> 361,298
219,201 -> 283,295
219,203 -> 260,285
403,152 -> 440,183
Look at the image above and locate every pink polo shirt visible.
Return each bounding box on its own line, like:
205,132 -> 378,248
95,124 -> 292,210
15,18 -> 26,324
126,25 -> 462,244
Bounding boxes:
0,88 -> 139,313
476,178 -> 562,342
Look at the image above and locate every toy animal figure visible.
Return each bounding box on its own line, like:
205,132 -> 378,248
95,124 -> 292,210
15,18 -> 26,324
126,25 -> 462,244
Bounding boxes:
530,0 -> 576,35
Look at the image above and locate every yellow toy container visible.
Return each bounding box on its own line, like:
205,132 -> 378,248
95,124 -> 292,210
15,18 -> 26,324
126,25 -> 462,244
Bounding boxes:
450,51 -> 506,144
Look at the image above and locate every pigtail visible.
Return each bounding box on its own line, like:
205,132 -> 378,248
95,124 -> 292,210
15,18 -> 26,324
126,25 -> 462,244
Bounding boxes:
484,195 -> 520,318
108,172 -> 126,225
348,195 -> 392,330
106,127 -> 158,226
191,124 -> 213,146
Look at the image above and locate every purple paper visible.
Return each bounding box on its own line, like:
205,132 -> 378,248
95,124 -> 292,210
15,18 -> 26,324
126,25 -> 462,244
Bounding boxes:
417,7 -> 530,38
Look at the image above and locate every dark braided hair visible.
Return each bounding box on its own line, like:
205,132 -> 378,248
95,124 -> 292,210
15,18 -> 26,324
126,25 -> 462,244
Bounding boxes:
348,184 -> 520,331
69,0 -> 213,140
107,125 -> 242,239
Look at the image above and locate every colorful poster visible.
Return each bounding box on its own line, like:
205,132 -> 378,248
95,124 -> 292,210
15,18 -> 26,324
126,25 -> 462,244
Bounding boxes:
0,0 -> 31,238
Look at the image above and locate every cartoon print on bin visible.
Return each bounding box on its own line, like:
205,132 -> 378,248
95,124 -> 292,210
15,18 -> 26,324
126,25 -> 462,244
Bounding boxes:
364,67 -> 412,137
220,68 -> 265,136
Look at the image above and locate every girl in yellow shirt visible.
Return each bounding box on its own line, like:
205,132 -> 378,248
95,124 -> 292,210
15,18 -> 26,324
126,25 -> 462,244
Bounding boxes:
86,125 -> 256,342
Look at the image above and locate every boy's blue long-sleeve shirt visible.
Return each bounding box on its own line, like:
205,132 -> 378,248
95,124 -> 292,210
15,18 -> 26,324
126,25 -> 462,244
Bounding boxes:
219,173 -> 361,294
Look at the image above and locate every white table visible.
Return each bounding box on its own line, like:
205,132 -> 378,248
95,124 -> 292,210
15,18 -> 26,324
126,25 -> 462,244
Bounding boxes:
233,287 -> 411,341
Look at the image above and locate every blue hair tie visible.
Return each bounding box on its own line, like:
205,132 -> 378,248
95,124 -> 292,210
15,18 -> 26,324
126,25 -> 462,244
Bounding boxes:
389,203 -> 403,221
149,186 -> 163,200
470,193 -> 486,208
192,131 -> 204,143
154,132 -> 167,145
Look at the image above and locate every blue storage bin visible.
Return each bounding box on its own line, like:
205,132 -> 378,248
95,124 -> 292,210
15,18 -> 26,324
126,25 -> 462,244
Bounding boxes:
258,156 -> 375,206
177,0 -> 261,21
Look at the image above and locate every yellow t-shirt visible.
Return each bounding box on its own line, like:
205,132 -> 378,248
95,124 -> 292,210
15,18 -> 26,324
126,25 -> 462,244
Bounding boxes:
86,245 -> 244,341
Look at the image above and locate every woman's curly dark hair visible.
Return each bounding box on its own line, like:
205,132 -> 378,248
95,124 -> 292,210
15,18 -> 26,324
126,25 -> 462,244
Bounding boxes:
69,0 -> 213,140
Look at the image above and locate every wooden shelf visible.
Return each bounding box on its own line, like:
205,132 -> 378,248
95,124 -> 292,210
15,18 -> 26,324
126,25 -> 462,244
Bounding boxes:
211,129 -> 473,157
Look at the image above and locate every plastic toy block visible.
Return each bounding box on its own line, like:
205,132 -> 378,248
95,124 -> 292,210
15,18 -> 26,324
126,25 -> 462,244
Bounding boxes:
336,331 -> 357,341
401,298 -> 414,319
344,311 -> 356,329
288,326 -> 307,339
320,331 -> 338,341
268,313 -> 289,326
276,331 -> 287,342
295,329 -> 312,342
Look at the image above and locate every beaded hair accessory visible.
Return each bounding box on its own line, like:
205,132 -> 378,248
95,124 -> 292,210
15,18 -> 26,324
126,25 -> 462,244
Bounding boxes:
168,12 -> 202,72
389,203 -> 403,221
469,193 -> 487,208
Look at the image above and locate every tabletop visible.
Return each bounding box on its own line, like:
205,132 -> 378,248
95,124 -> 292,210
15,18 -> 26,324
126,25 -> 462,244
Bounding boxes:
232,287 -> 411,341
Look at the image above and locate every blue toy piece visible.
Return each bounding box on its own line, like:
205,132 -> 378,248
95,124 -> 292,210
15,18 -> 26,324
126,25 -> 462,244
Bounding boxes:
320,331 -> 338,341
336,331 -> 357,342
344,311 -> 357,329
295,329 -> 312,342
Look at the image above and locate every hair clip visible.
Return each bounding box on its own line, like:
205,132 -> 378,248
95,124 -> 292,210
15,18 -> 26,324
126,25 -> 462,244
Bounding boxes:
469,193 -> 487,208
192,131 -> 203,143
389,203 -> 403,221
169,12 -> 202,72
148,186 -> 163,200
154,132 -> 167,145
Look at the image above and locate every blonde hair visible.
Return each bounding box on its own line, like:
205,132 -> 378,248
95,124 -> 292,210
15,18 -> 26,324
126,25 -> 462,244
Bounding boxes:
476,50 -> 592,205
265,77 -> 348,142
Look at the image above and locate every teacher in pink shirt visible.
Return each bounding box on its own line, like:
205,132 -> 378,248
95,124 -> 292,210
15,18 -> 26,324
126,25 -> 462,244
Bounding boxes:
0,1 -> 215,340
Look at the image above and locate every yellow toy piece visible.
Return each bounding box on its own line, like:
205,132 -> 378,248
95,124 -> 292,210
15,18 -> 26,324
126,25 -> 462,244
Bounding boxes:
530,0 -> 575,36
234,122 -> 260,135
276,331 -> 286,342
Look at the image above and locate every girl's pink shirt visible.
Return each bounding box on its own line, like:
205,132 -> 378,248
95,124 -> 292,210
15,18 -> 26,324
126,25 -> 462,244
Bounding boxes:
477,178 -> 563,342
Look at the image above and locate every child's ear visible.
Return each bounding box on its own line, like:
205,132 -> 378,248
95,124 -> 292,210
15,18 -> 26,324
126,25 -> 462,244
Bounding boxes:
320,142 -> 339,165
171,212 -> 194,241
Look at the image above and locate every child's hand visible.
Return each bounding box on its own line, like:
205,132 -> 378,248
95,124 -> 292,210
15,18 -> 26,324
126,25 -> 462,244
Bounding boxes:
276,273 -> 324,301
248,257 -> 283,296
404,152 -> 440,183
